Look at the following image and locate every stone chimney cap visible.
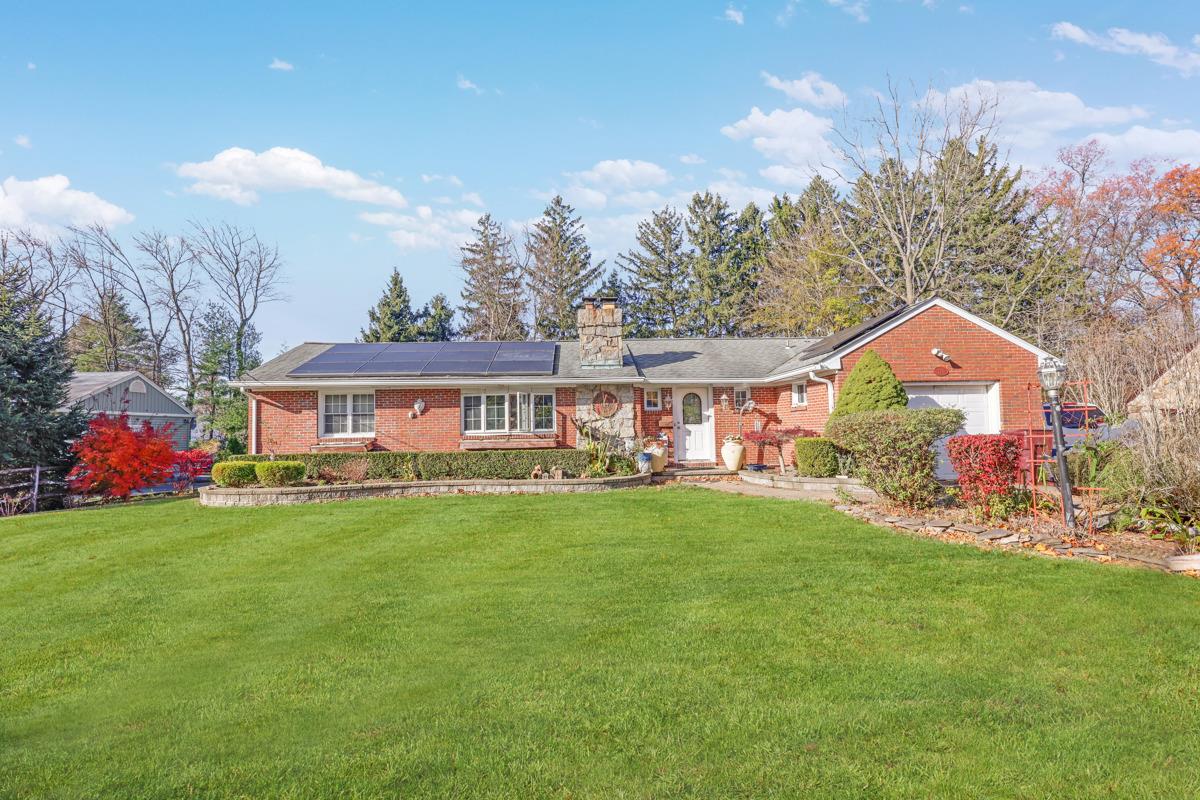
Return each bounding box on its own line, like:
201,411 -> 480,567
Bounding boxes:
580,295 -> 619,308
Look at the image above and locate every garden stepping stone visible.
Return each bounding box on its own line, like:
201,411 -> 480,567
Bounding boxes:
996,534 -> 1022,545
924,519 -> 953,529
953,523 -> 987,534
980,529 -> 1011,541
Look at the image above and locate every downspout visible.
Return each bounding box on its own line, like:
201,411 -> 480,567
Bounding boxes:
809,372 -> 835,413
247,389 -> 257,455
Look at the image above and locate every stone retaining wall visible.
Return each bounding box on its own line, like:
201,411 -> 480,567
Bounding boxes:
738,470 -> 878,499
199,472 -> 652,507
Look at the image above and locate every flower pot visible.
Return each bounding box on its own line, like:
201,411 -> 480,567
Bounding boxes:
636,452 -> 653,475
645,444 -> 667,474
721,442 -> 746,472
1167,553 -> 1200,572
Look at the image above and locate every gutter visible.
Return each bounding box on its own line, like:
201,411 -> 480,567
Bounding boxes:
808,371 -> 836,412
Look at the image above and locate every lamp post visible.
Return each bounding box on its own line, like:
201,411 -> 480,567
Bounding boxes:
1038,358 -> 1075,529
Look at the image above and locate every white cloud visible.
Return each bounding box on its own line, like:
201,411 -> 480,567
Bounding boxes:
569,159 -> 671,190
827,0 -> 869,23
0,175 -> 133,235
26,62 -> 35,71
776,0 -> 799,25
1085,125 -> 1200,166
761,70 -> 846,108
177,146 -> 408,207
1052,22 -> 1200,77
360,207 -> 480,250
268,58 -> 294,72
563,185 -> 609,210
13,134 -> 31,149
457,73 -> 483,94
421,173 -> 463,187
723,5 -> 745,24
721,106 -> 840,182
929,79 -> 1148,150
679,153 -> 705,165
461,191 -> 485,207
612,190 -> 665,208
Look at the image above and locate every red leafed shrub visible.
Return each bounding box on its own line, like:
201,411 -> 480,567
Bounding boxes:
69,413 -> 177,500
947,434 -> 1022,512
744,426 -> 812,472
172,449 -> 215,493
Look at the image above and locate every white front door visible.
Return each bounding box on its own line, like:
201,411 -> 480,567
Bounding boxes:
673,387 -> 714,462
905,383 -> 999,479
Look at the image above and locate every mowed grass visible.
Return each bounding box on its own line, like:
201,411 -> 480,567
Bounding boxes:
2,488 -> 1199,799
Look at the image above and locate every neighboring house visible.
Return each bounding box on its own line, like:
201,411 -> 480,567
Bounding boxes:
231,296 -> 1053,470
1128,345 -> 1200,418
68,371 -> 195,450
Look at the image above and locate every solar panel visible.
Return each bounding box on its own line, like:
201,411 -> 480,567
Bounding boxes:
287,342 -> 557,377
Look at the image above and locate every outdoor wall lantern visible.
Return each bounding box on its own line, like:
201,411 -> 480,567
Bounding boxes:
1038,358 -> 1075,529
720,393 -> 730,410
409,398 -> 426,420
931,348 -> 952,362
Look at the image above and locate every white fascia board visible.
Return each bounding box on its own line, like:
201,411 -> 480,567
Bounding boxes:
230,376 -> 645,390
763,359 -> 843,384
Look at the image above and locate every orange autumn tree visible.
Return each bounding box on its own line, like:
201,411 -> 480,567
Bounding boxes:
1146,164 -> 1200,334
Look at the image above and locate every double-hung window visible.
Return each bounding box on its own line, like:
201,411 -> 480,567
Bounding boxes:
462,390 -> 556,433
644,388 -> 661,410
791,382 -> 808,407
734,389 -> 749,410
322,392 -> 375,436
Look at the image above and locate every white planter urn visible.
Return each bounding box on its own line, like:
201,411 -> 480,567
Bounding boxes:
721,441 -> 746,472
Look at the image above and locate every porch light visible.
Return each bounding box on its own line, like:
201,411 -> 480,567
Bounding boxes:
720,393 -> 730,410
413,398 -> 426,414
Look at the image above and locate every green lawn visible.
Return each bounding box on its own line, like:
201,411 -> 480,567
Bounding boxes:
2,487 -> 1199,799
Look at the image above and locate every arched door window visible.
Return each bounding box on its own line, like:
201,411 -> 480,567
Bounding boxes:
681,392 -> 703,425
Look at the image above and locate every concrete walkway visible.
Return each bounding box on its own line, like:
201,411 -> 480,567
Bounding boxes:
686,480 -> 841,502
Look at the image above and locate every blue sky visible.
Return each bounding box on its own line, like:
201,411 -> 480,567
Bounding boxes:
3,1 -> 1198,354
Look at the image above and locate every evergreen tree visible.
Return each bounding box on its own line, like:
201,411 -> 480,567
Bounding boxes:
361,268 -> 419,342
0,266 -> 88,468
728,202 -> 768,332
594,268 -> 627,307
617,206 -> 691,337
829,349 -> 908,419
458,214 -> 528,341
194,303 -> 261,445
415,293 -> 457,341
767,193 -> 806,243
684,192 -> 736,336
525,196 -> 604,339
67,290 -> 156,375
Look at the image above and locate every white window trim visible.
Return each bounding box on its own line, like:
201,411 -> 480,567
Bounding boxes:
461,388 -> 557,435
318,389 -> 376,438
644,388 -> 662,411
733,389 -> 749,411
791,381 -> 808,407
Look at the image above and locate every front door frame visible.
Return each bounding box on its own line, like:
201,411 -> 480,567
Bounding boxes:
671,386 -> 715,463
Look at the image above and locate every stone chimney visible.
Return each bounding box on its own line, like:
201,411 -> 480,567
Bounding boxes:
577,296 -> 623,368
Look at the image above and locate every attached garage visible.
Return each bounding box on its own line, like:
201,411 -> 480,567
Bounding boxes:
905,382 -> 1001,479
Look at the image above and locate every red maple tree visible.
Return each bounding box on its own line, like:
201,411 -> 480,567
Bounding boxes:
172,449 -> 215,493
69,413 -> 177,500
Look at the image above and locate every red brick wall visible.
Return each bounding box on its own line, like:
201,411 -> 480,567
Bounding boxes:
835,305 -> 1039,430
250,387 -> 574,454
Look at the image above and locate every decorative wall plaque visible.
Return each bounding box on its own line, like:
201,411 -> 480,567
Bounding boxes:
592,390 -> 619,418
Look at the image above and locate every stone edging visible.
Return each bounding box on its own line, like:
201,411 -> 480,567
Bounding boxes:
738,470 -> 878,499
199,472 -> 652,507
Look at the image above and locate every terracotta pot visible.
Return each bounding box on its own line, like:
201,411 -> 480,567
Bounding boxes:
721,442 -> 746,472
1167,553 -> 1200,572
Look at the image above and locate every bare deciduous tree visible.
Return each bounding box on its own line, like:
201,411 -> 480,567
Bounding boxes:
0,230 -> 76,333
190,221 -> 285,375
134,230 -> 203,403
822,81 -> 1000,305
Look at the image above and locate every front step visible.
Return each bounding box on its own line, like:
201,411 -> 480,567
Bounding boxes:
652,466 -> 737,483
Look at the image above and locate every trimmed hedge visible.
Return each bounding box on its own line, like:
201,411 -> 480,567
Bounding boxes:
221,449 -> 593,481
255,461 -> 306,487
793,437 -> 840,478
211,461 -> 258,488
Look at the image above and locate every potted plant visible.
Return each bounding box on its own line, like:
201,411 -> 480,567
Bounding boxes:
643,436 -> 667,474
721,434 -> 746,472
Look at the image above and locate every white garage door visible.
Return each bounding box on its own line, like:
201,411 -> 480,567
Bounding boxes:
905,383 -> 998,479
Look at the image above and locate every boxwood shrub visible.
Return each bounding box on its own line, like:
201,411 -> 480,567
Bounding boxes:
211,461 -> 258,487
219,449 -> 592,481
254,461 -> 306,487
793,437 -> 840,478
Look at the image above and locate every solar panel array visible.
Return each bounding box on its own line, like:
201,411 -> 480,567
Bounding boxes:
288,341 -> 557,377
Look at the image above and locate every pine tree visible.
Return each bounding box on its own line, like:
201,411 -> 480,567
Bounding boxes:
67,290 -> 156,375
361,268 -> 419,342
0,266 -> 88,468
617,206 -> 691,337
194,303 -> 261,444
594,269 -> 627,307
829,349 -> 909,418
525,196 -> 604,339
767,193 -> 806,243
684,192 -> 735,336
458,214 -> 528,341
727,202 -> 768,333
415,293 -> 457,341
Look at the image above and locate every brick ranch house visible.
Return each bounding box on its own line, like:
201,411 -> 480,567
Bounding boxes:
231,296 -> 1053,472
